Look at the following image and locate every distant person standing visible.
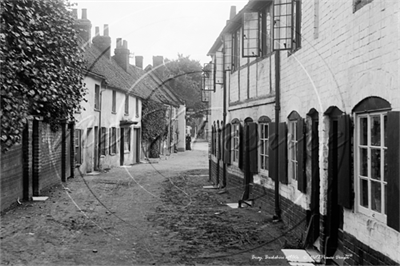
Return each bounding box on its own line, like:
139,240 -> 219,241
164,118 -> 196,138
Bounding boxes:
186,134 -> 192,150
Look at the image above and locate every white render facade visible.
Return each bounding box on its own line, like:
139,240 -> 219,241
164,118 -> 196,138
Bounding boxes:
75,74 -> 142,174
207,0 -> 399,265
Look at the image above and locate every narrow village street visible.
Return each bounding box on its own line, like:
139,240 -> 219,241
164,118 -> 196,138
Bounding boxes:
0,139 -> 298,266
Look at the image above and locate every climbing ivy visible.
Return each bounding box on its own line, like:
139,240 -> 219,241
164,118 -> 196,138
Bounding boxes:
141,99 -> 167,142
0,0 -> 86,153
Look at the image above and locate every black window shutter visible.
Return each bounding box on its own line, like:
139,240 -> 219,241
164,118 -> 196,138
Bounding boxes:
239,123 -> 244,170
297,118 -> 306,193
211,126 -> 214,155
217,128 -> 221,160
248,122 -> 258,173
269,122 -> 276,180
387,111 -> 400,232
279,122 -> 288,184
337,114 -> 353,209
224,123 -> 232,164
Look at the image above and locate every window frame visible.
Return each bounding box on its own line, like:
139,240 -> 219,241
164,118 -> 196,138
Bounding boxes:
291,0 -> 302,53
100,127 -> 107,156
260,4 -> 273,57
124,94 -> 129,116
259,123 -> 270,174
109,127 -> 117,155
112,90 -> 116,114
288,120 -> 298,182
231,29 -> 240,72
355,111 -> 387,223
135,98 -> 139,118
74,129 -> 82,164
94,84 -> 100,111
124,127 -> 131,152
232,123 -> 240,164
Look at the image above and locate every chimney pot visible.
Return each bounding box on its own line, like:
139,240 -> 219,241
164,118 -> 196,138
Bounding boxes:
95,26 -> 100,36
104,24 -> 109,36
135,56 -> 143,69
73,9 -> 91,44
72,9 -> 78,19
116,38 -> 122,48
82,8 -> 87,20
123,40 -> 128,49
230,6 -> 236,20
153,56 -> 164,67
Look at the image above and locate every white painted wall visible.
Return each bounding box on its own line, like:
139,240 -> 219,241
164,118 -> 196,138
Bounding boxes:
75,75 -> 142,173
215,0 -> 400,261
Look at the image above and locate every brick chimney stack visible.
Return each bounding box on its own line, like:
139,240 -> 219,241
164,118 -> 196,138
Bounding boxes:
73,8 -> 92,44
230,6 -> 236,20
153,56 -> 164,68
114,38 -> 130,71
135,56 -> 143,69
92,24 -> 111,59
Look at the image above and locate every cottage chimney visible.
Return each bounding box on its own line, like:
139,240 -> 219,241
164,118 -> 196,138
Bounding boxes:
73,8 -> 92,44
135,56 -> 143,69
92,24 -> 111,59
72,9 -> 78,19
153,56 -> 163,67
114,38 -> 130,71
95,26 -> 100,37
230,6 -> 236,20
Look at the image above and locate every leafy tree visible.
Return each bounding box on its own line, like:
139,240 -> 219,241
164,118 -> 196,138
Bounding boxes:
163,54 -> 207,117
0,0 -> 86,153
141,99 -> 167,158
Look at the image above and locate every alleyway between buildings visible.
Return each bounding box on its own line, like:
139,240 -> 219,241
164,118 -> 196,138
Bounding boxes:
1,139 -> 298,265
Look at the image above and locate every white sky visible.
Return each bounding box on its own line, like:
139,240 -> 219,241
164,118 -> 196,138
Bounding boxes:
73,0 -> 248,67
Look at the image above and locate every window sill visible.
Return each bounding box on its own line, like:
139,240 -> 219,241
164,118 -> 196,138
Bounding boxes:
124,150 -> 130,154
111,111 -> 117,115
124,113 -> 129,116
288,47 -> 302,57
94,108 -> 100,112
357,205 -> 387,224
109,153 -> 116,156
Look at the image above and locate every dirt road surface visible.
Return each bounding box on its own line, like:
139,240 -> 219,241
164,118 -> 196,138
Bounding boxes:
1,139 -> 297,265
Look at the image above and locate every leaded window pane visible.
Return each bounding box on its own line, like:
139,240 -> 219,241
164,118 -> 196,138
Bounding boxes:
360,148 -> 368,176
360,117 -> 368,145
371,148 -> 381,180
360,179 -> 368,208
370,115 -> 381,146
371,181 -> 381,212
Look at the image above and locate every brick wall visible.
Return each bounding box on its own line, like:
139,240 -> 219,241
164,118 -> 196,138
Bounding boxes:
225,167 -> 307,241
39,123 -> 63,192
343,232 -> 398,266
0,143 -> 23,212
1,120 -> 72,211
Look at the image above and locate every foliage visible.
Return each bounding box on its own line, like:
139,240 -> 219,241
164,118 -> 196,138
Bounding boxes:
142,100 -> 168,158
142,99 -> 167,142
0,0 -> 86,153
163,54 -> 207,117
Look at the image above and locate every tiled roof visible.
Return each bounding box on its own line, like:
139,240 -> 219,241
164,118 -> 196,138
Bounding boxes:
84,45 -> 182,106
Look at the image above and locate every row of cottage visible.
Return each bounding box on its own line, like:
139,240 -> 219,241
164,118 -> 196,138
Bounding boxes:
205,0 -> 399,265
0,9 -> 186,212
